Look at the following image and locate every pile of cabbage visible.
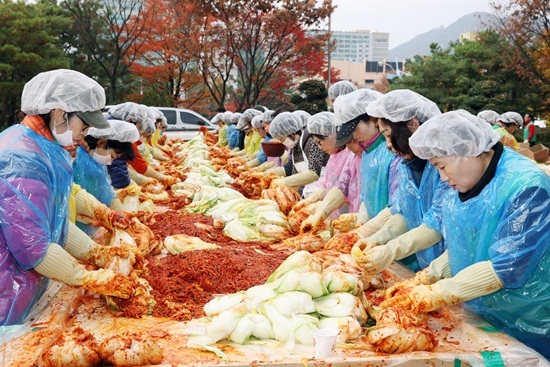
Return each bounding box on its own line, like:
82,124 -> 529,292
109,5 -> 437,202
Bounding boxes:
171,135 -> 233,198
170,135 -> 290,242
188,251 -> 368,359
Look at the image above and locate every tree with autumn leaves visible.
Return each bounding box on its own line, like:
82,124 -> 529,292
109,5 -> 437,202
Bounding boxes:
131,0 -> 334,112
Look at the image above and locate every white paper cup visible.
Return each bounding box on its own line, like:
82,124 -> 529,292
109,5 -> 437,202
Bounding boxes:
313,327 -> 338,358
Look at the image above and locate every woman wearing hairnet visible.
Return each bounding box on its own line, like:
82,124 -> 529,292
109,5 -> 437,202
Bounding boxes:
216,111 -> 232,147
351,90 -> 449,274
334,89 -> 400,219
231,109 -> 263,157
328,80 -> 357,104
269,111 -> 323,185
383,110 -> 550,358
0,69 -> 136,326
492,111 -> 523,151
73,120 -> 140,235
227,113 -> 241,149
107,102 -> 177,187
298,112 -> 355,231
245,114 -> 270,168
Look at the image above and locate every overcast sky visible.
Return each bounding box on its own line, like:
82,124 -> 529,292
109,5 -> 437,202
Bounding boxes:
329,0 -> 493,49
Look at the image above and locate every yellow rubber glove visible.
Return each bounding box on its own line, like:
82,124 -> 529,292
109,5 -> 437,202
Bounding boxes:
246,158 -> 261,168
280,150 -> 290,164
355,202 -> 369,227
356,225 -> 441,274
381,260 -> 503,312
354,207 -> 392,239
65,222 -> 135,268
352,210 -> 406,256
300,188 -> 345,233
293,187 -> 325,213
281,170 -> 319,189
257,161 -> 276,171
128,166 -> 155,185
75,189 -> 129,230
109,198 -> 126,212
385,251 -> 452,298
34,243 -> 136,299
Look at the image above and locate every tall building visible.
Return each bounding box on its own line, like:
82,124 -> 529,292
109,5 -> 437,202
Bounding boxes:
330,30 -> 389,63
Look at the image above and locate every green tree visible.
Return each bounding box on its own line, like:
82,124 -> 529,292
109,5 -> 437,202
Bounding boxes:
0,0 -> 71,129
392,31 -> 538,114
290,79 -> 328,114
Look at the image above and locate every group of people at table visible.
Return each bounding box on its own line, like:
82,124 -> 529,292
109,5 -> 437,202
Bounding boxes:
0,70 -> 548,359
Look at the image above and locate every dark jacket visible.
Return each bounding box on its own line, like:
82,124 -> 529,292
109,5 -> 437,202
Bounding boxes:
108,158 -> 131,189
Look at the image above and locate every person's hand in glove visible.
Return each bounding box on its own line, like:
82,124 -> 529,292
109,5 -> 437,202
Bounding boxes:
35,243 -> 137,299
380,260 -> 503,313
300,188 -> 345,234
355,225 -> 441,274
384,251 -> 451,298
159,174 -> 178,187
75,189 -> 129,230
351,212 -> 408,265
65,222 -> 136,268
292,188 -> 325,213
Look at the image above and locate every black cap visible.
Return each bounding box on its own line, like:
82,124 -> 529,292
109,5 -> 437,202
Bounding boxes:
335,118 -> 360,147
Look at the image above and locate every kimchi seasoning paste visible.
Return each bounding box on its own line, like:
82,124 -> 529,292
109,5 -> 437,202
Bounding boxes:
143,246 -> 290,320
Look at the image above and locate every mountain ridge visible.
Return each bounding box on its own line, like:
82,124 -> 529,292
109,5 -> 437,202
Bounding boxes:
389,12 -> 496,61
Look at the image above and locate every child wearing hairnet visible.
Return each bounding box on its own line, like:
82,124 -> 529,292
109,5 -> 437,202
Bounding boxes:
351,90 -> 450,274
383,110 -> 550,359
73,120 -> 140,235
297,112 -> 355,232
0,69 -> 136,326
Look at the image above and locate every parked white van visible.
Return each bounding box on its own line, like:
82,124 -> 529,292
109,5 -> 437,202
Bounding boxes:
156,107 -> 217,140
103,105 -> 216,141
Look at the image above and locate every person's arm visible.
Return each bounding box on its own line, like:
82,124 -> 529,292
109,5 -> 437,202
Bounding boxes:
35,243 -> 136,299
488,186 -> 550,288
128,142 -> 148,174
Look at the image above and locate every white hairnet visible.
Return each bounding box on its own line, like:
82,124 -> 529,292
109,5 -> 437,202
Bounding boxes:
149,107 -> 164,122
87,119 -> 140,143
366,89 -> 441,123
211,112 -> 223,123
109,102 -> 148,125
269,112 -> 303,139
251,115 -> 264,129
263,110 -> 275,124
141,119 -> 156,135
477,110 -> 499,125
221,111 -> 233,124
293,110 -> 311,129
146,106 -> 158,124
409,110 -> 501,159
237,109 -> 262,129
328,81 -> 357,100
230,113 -> 242,125
307,111 -> 335,137
334,88 -> 383,126
498,111 -> 523,126
21,69 -> 105,115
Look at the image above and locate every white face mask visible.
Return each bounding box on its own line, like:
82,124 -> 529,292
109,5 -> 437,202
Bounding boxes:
92,150 -> 112,165
52,113 -> 74,147
283,137 -> 297,149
